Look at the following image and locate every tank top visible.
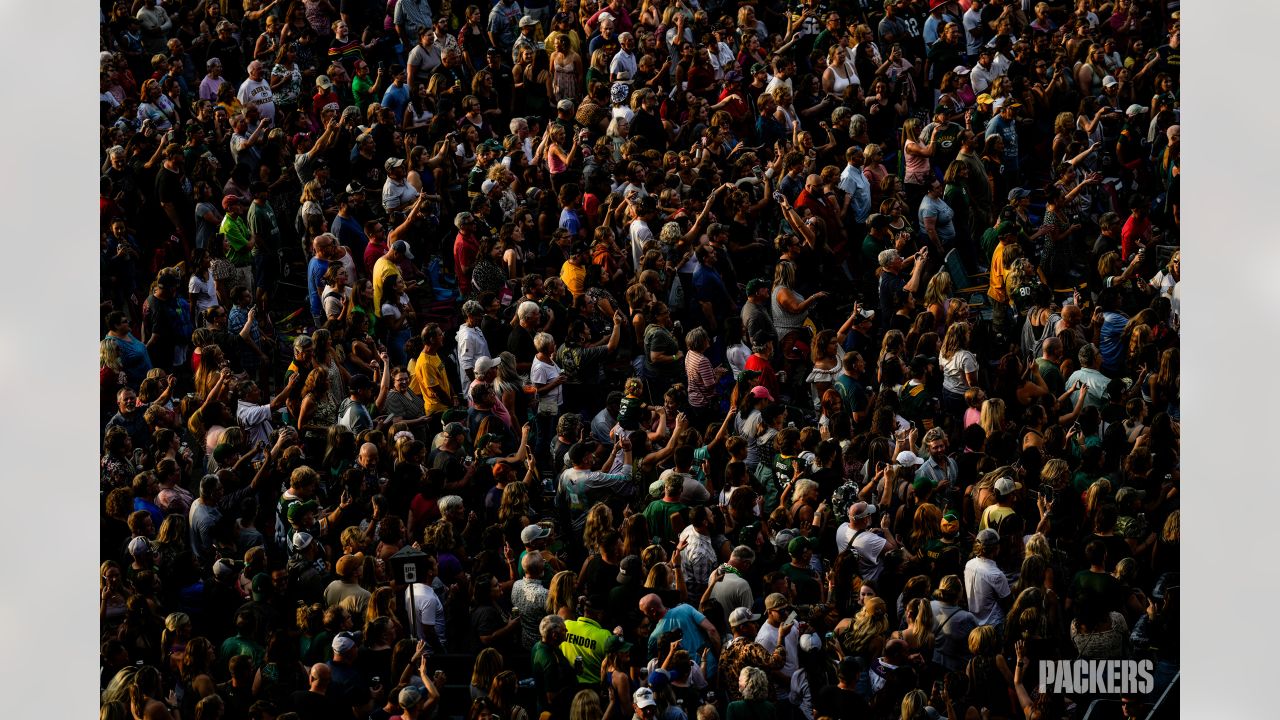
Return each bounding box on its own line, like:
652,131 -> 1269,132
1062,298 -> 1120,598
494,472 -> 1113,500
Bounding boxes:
770,286 -> 809,338
828,65 -> 853,96
548,142 -> 569,175
904,139 -> 933,185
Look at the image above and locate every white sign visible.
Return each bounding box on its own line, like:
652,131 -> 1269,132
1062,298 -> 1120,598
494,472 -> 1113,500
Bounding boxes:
1038,660 -> 1155,695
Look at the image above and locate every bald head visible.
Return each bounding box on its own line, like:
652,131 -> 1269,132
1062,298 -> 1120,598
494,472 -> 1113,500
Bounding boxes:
639,593 -> 665,620
359,442 -> 378,467
309,663 -> 331,690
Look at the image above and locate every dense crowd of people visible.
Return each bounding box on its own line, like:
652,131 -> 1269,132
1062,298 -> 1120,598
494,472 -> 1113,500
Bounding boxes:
99,0 -> 1180,718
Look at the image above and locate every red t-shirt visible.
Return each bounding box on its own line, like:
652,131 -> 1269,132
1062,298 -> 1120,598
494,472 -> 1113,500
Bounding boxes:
363,238 -> 389,275
744,352 -> 779,399
453,232 -> 480,295
1120,215 -> 1150,261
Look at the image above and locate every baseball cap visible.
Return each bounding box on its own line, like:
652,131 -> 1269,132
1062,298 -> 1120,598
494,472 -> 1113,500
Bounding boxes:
1008,187 -> 1031,201
940,510 -> 960,535
995,220 -> 1018,236
213,558 -> 239,582
896,450 -> 925,467
520,523 -> 551,545
221,194 -> 243,211
557,98 -> 575,111
384,156 -> 406,171
519,14 -> 538,27
745,278 -> 769,294
977,528 -> 1000,545
750,62 -> 769,75
315,75 -> 333,90
598,11 -> 616,23
764,593 -> 791,611
345,181 -> 366,195
291,531 -> 314,551
606,635 -> 633,654
857,307 -> 876,321
748,385 -> 774,401
975,93 -> 993,106
993,97 -> 1022,110
332,630 -> 359,654
477,432 -> 504,448
633,687 -> 657,709
127,536 -> 152,557
443,421 -> 467,438
728,607 -> 762,627
474,356 -> 499,375
647,669 -> 672,689
787,536 -> 815,556
480,179 -> 497,195
336,553 -> 364,577
911,476 -> 934,493
799,633 -> 823,652
287,499 -> 319,523
398,685 -> 423,709
391,239 -> 414,260
250,572 -> 271,601
617,555 -> 643,583
851,501 -> 877,520
994,476 -> 1023,496
1102,75 -> 1119,88
952,65 -> 971,75
1125,104 -> 1149,117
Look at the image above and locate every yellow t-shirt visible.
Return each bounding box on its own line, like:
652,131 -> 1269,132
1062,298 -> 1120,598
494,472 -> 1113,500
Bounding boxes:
560,260 -> 587,298
371,256 -> 402,317
410,350 -> 451,416
987,242 -> 1010,304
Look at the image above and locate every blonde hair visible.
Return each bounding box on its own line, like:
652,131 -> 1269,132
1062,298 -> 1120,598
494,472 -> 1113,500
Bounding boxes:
546,570 -> 578,616
582,503 -> 614,554
968,624 -> 999,655
979,398 -> 1006,438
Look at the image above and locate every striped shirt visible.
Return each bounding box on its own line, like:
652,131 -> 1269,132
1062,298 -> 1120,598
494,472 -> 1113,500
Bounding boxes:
685,350 -> 717,409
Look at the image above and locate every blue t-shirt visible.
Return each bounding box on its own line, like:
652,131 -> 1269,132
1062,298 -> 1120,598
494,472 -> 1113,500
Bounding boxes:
985,114 -> 1019,171
107,332 -> 153,385
331,214 -> 368,266
1098,310 -> 1129,372
307,257 -> 330,317
559,207 -> 582,238
649,604 -> 716,677
381,83 -> 411,124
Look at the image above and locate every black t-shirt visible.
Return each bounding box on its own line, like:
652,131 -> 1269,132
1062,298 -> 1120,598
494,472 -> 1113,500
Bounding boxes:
814,685 -> 872,720
878,270 -> 907,319
289,689 -> 343,720
507,324 -> 536,366
155,167 -> 194,234
579,554 -> 621,598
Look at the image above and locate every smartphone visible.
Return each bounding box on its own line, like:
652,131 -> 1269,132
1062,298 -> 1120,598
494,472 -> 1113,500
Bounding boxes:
785,611 -> 798,626
772,191 -> 785,203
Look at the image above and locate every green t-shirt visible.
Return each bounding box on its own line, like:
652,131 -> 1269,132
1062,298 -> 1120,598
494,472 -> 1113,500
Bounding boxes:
352,75 -> 376,112
642,499 -> 688,544
220,214 -> 252,265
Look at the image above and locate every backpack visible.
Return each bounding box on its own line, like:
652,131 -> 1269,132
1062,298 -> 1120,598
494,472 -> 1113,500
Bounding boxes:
1023,310 -> 1061,363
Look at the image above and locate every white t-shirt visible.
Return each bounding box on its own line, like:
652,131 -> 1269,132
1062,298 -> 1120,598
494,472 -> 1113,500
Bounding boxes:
236,78 -> 276,125
404,582 -> 447,648
530,356 -> 563,409
382,177 -> 420,213
963,556 -> 1011,627
321,284 -> 352,319
629,217 -> 656,269
940,350 -> 978,395
189,271 -> 219,313
835,524 -> 888,580
754,622 -> 800,700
